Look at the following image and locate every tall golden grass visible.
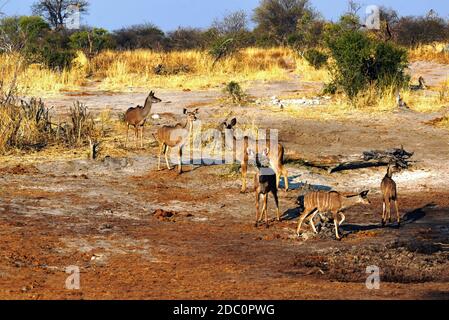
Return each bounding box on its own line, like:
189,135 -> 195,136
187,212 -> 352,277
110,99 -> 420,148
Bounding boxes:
0,53 -> 87,96
92,47 -> 295,91
408,42 -> 449,64
0,48 -> 300,96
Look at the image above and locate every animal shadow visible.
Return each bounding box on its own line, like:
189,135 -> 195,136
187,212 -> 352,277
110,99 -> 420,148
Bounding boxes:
401,203 -> 436,225
342,203 -> 435,235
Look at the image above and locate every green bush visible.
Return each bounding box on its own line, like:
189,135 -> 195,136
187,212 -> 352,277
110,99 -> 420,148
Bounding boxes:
209,37 -> 238,66
224,81 -> 246,104
70,28 -> 112,59
304,49 -> 328,69
324,27 -> 409,100
38,31 -> 76,70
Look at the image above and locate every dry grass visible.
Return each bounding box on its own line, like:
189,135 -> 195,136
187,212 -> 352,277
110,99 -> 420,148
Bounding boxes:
0,53 -> 87,97
295,57 -> 331,83
4,44 -> 448,96
408,43 -> 449,64
93,47 -> 294,91
0,47 -> 323,95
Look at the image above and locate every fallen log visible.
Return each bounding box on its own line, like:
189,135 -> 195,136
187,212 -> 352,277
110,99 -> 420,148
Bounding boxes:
328,147 -> 414,173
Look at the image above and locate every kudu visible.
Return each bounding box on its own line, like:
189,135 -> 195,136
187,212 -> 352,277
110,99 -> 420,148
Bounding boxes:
222,118 -> 289,193
249,149 -> 280,228
381,164 -> 401,226
125,91 -> 162,148
154,108 -> 199,174
297,190 -> 371,240
410,76 -> 426,91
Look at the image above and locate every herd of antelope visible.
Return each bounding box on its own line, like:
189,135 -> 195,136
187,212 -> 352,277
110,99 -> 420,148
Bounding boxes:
125,91 -> 402,240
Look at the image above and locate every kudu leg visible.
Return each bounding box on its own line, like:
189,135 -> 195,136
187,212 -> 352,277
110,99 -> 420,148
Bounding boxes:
386,199 -> 392,223
263,194 -> 269,228
125,124 -> 130,148
339,213 -> 346,226
178,147 -> 183,174
158,144 -> 164,171
140,126 -> 144,149
308,212 -> 319,234
164,146 -> 172,170
381,201 -> 386,226
273,191 -> 281,222
133,127 -> 137,148
333,211 -> 343,240
395,200 -> 401,225
255,193 -> 261,227
297,209 -> 315,236
334,219 -> 341,240
240,162 -> 247,193
283,168 -> 289,191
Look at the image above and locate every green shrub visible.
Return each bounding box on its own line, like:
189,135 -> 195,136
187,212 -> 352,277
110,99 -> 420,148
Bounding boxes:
304,49 -> 328,69
209,37 -> 238,66
70,28 -> 113,59
40,31 -> 76,70
324,28 -> 409,100
224,81 -> 246,104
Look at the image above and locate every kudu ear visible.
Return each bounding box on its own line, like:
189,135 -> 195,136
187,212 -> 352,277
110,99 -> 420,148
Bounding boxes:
194,108 -> 199,114
360,190 -> 370,198
183,108 -> 187,114
230,118 -> 237,127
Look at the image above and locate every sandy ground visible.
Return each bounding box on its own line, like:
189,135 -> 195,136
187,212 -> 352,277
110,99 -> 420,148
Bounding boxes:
1,65 -> 449,300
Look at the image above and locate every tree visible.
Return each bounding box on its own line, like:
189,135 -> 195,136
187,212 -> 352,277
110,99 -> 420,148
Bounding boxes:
394,15 -> 448,46
112,24 -> 167,50
32,0 -> 89,29
167,27 -> 206,50
253,0 -> 314,44
212,10 -> 248,36
0,15 -> 49,53
70,27 -> 111,59
289,10 -> 325,50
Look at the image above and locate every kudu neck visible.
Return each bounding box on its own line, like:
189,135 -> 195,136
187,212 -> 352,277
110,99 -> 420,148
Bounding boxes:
183,119 -> 194,132
386,166 -> 394,178
141,96 -> 153,116
341,195 -> 360,210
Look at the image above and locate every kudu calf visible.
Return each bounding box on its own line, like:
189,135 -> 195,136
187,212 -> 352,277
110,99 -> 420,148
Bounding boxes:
154,108 -> 199,174
125,91 -> 162,148
222,118 -> 289,193
381,164 -> 401,226
297,190 -> 371,240
248,149 -> 280,228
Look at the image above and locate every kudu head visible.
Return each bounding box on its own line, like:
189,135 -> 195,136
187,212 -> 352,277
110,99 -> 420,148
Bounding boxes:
183,109 -> 199,122
147,91 -> 162,104
387,163 -> 400,178
355,190 -> 371,205
418,76 -> 426,88
183,108 -> 199,126
247,147 -> 271,169
222,118 -> 237,131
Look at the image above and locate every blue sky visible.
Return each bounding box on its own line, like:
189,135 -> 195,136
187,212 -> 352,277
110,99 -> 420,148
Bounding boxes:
1,0 -> 448,31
